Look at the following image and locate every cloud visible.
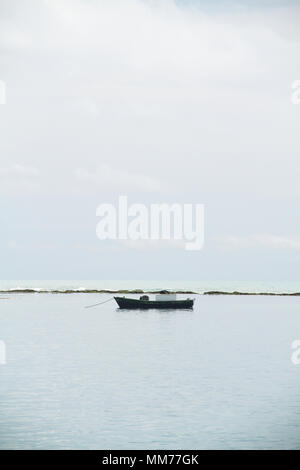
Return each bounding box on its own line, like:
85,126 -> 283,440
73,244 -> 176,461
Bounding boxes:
0,164 -> 39,177
8,240 -> 18,249
2,0 -> 299,81
220,234 -> 300,250
1,0 -> 299,202
74,164 -> 165,193
0,164 -> 40,194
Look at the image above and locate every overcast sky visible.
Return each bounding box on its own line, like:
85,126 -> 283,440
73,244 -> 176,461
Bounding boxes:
0,0 -> 300,280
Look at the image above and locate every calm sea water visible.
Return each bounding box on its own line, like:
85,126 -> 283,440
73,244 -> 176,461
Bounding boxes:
0,292 -> 300,449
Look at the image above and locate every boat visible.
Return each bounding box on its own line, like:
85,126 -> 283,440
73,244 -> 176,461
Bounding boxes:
114,293 -> 194,310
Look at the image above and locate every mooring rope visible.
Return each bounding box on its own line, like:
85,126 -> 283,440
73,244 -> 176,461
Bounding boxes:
84,297 -> 115,309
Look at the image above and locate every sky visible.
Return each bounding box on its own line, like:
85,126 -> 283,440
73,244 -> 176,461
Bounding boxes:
0,0 -> 300,281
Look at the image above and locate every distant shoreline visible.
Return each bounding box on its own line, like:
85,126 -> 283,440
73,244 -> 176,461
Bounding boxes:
1,288 -> 300,296
203,291 -> 300,296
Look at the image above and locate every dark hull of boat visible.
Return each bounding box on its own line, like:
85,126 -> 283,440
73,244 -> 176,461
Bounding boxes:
114,297 -> 194,310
